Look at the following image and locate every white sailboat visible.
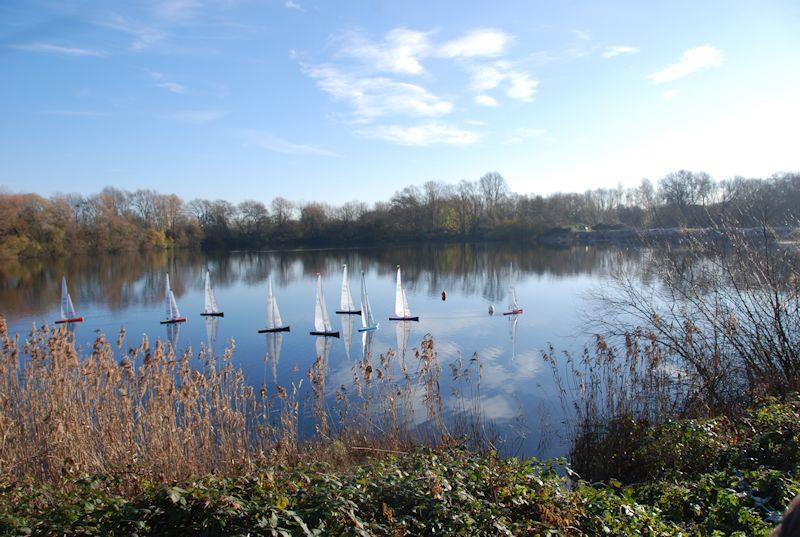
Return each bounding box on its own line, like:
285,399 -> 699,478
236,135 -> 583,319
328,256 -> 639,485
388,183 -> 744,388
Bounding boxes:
259,277 -> 290,333
310,273 -> 339,337
160,273 -> 186,324
335,264 -> 361,314
388,265 -> 419,321
503,263 -> 524,315
358,271 -> 379,332
56,276 -> 83,324
201,268 -> 223,317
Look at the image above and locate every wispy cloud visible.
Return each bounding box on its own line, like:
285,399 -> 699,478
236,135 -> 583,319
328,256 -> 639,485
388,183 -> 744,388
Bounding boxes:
303,64 -> 452,122
250,132 -> 339,157
602,45 -> 638,59
360,123 -> 480,146
337,28 -> 431,75
468,61 -> 537,103
9,43 -> 106,57
506,72 -> 537,102
169,110 -> 226,123
474,94 -> 499,107
648,45 -> 724,84
439,28 -> 512,58
505,127 -> 547,144
99,15 -> 166,51
285,0 -> 304,11
154,0 -> 205,20
149,71 -> 186,94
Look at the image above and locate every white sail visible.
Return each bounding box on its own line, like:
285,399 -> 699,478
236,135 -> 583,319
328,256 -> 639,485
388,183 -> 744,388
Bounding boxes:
164,273 -> 174,320
267,277 -> 283,329
402,288 -> 411,317
314,274 -> 332,332
169,290 -> 181,319
360,272 -> 374,328
60,276 -> 77,319
340,264 -> 356,311
394,266 -> 405,317
509,285 -> 520,311
203,269 -> 219,314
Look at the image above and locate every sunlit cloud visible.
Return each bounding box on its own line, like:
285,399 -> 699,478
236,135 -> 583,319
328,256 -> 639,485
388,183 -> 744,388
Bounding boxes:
303,64 -> 452,122
474,94 -> 499,107
9,43 -> 106,57
506,71 -> 537,102
360,123 -> 481,146
250,132 -> 340,157
647,45 -> 724,83
468,61 -> 538,104
602,45 -> 638,59
337,28 -> 431,75
439,28 -> 512,58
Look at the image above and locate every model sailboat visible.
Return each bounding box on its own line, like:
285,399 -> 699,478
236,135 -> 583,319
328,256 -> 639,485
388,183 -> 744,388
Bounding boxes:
335,264 -> 361,314
160,273 -> 187,324
201,269 -> 223,317
259,277 -> 290,333
503,286 -> 524,315
55,276 -> 83,324
388,265 -> 418,321
310,273 -> 340,337
358,271 -> 379,332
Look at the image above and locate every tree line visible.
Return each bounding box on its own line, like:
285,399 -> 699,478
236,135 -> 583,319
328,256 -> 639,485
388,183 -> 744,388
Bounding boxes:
1,170 -> 798,258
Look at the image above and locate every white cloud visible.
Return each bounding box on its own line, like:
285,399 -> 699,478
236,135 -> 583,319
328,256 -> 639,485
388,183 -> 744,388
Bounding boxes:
251,132 -> 339,157
469,64 -> 506,92
10,43 -> 106,57
662,89 -> 681,100
602,45 -> 638,59
647,45 -> 724,84
149,71 -> 186,94
439,28 -> 512,58
101,15 -> 167,51
475,94 -> 499,107
506,127 -> 547,144
506,72 -> 538,102
360,123 -> 481,146
169,110 -> 227,123
303,64 -> 452,122
285,0 -> 304,11
573,30 -> 592,41
338,28 -> 431,75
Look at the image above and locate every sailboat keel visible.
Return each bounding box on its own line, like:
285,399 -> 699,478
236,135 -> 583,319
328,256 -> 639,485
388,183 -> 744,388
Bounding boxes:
389,316 -> 419,322
309,331 -> 340,337
335,310 -> 362,315
160,317 -> 187,324
259,326 -> 290,333
201,312 -> 224,317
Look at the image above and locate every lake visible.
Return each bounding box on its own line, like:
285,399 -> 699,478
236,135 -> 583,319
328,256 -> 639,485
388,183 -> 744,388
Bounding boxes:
0,243 -> 640,458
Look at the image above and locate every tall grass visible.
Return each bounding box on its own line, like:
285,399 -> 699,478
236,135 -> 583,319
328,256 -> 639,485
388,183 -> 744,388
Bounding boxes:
0,317 -> 487,491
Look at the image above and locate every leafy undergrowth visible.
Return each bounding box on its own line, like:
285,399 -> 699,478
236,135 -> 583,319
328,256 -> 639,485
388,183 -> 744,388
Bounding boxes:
2,398 -> 799,536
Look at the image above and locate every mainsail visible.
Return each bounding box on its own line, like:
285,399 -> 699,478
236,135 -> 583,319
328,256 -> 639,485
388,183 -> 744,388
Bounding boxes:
394,266 -> 412,318
203,269 -> 220,314
340,264 -> 356,311
508,286 -> 520,311
60,276 -> 77,320
314,273 -> 333,332
360,271 -> 375,329
267,277 -> 283,329
165,273 -> 181,320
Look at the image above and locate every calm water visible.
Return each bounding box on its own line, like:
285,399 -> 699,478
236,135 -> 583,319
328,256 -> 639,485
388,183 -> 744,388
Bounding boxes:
0,243 -> 640,457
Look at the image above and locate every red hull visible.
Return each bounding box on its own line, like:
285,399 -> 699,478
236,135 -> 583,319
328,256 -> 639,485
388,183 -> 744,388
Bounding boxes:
160,317 -> 187,324
55,317 -> 84,324
503,309 -> 523,315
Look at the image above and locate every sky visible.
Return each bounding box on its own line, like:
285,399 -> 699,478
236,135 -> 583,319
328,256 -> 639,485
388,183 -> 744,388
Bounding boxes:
1,0 -> 799,204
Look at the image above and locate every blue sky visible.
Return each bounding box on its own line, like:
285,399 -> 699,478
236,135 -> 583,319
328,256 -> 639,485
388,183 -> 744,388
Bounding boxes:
2,0 -> 799,204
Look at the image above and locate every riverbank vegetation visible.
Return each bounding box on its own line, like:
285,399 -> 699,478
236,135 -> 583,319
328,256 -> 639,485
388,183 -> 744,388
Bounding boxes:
1,169 -> 798,257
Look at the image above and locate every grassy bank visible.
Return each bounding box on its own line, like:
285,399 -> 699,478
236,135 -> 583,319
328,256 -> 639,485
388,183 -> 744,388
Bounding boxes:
2,398 -> 798,535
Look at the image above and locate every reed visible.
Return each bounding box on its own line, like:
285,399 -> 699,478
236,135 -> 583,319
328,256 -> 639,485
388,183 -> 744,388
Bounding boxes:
0,317 -> 486,491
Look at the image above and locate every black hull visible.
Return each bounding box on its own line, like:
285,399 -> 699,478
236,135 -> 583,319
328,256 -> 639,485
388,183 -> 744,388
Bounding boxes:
160,318 -> 187,324
335,310 -> 362,315
389,316 -> 419,322
201,312 -> 224,317
258,326 -> 291,333
309,331 -> 340,337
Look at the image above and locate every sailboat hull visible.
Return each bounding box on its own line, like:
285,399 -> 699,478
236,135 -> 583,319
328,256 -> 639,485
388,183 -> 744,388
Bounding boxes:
258,326 -> 290,333
358,324 -> 379,332
335,310 -> 362,315
389,316 -> 419,322
160,317 -> 187,324
310,331 -> 340,337
503,309 -> 524,315
55,317 -> 84,324
201,312 -> 224,317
